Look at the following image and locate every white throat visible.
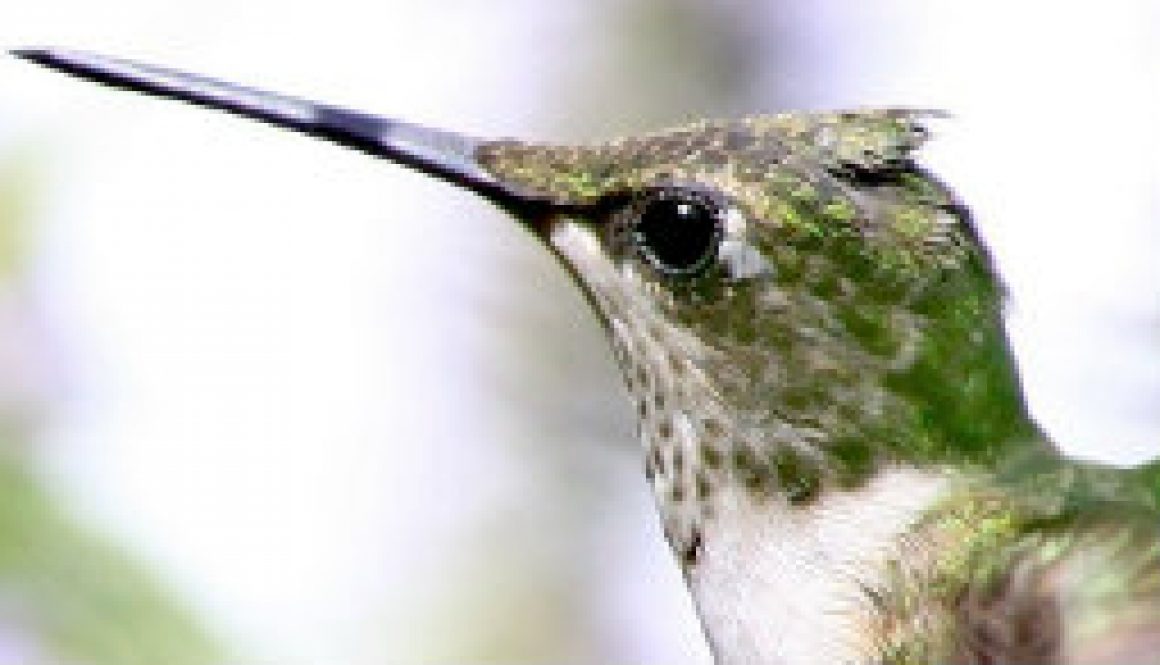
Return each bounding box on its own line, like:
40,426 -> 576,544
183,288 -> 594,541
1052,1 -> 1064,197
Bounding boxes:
687,466 -> 947,665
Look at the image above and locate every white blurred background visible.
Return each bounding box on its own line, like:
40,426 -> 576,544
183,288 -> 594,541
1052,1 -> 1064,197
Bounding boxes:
0,2 -> 1156,664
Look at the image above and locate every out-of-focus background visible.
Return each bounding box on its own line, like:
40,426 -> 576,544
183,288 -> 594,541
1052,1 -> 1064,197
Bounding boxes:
0,2 -> 1156,663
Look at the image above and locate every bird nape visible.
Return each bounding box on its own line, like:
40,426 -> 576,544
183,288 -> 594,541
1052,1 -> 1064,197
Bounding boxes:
15,49 -> 1160,665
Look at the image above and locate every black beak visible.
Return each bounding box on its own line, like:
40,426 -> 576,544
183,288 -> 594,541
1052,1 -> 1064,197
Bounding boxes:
12,48 -> 537,212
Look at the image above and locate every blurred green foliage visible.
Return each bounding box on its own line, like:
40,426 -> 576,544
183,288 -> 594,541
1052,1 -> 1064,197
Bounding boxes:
0,154 -> 224,665
0,156 -> 34,279
0,450 -> 223,665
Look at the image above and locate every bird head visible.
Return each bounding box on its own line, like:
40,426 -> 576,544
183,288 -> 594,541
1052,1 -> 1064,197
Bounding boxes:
15,50 -> 1042,568
476,113 -> 1042,561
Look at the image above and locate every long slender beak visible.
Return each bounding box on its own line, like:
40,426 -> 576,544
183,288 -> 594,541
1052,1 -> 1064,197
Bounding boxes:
12,48 -> 536,212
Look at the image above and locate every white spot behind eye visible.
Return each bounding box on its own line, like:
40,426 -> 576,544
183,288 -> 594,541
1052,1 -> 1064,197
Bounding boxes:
717,207 -> 771,281
723,207 -> 747,236
719,240 -> 773,281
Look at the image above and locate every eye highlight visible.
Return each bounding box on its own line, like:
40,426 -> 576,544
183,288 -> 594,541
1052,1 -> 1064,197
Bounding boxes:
631,187 -> 724,277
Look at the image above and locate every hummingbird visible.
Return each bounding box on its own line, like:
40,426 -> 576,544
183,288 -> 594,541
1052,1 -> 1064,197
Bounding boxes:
14,49 -> 1160,665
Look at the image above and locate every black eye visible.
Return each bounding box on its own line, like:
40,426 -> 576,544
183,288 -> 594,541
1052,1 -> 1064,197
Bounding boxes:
631,189 -> 723,276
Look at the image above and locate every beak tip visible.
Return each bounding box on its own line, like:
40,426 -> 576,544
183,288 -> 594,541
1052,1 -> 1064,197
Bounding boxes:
10,47 -> 59,67
11,47 -> 91,70
11,47 -> 42,58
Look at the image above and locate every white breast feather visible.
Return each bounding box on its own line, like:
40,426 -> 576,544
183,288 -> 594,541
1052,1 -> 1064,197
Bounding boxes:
689,467 -> 947,665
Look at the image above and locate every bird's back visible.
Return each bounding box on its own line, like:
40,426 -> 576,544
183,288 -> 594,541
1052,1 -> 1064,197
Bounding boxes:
872,454 -> 1160,665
